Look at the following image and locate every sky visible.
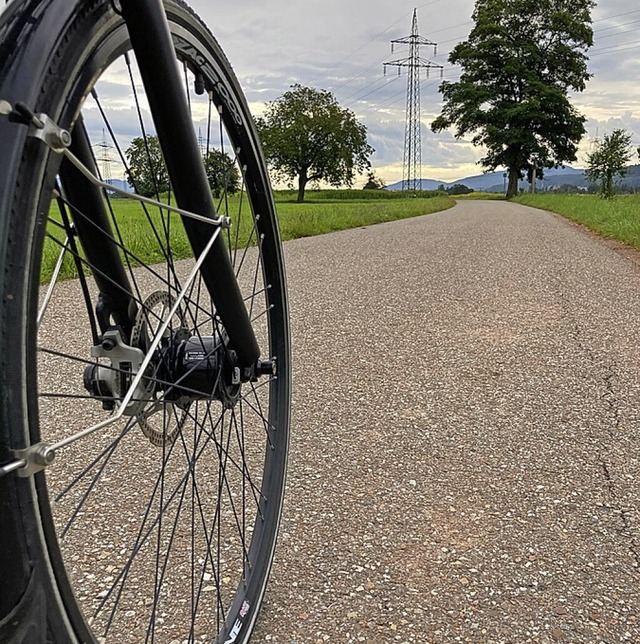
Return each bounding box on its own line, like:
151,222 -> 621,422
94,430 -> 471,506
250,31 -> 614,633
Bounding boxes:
187,0 -> 640,186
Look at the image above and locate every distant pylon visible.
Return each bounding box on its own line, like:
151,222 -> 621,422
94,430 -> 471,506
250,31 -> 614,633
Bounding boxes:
94,128 -> 113,183
384,9 -> 443,191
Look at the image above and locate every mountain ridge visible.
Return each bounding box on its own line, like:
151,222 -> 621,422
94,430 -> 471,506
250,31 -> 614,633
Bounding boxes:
385,165 -> 640,193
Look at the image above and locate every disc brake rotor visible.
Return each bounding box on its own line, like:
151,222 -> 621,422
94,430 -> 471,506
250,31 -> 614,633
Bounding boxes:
131,291 -> 186,447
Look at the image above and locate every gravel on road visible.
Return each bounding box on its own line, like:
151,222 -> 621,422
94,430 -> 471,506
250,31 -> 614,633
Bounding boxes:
253,199 -> 640,643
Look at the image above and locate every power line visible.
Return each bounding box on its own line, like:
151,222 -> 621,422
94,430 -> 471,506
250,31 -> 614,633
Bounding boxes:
337,4 -> 640,177
594,17 -> 640,35
338,57 -> 459,108
319,1 -> 458,89
353,6 -> 624,111
353,72 -> 460,125
331,53 -> 398,95
592,8 -> 640,23
340,74 -> 401,105
591,39 -> 640,57
330,6 -> 639,105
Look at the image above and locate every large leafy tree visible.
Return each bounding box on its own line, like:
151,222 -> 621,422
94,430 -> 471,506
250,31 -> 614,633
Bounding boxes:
125,135 -> 169,197
204,149 -> 241,198
586,129 -> 633,199
431,0 -> 594,197
256,85 -> 373,202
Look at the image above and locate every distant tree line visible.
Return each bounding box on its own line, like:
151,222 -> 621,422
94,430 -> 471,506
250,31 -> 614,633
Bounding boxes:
437,183 -> 475,196
124,135 -> 240,198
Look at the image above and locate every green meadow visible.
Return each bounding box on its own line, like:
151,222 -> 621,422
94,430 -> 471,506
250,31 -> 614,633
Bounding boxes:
43,190 -> 454,282
42,189 -> 640,284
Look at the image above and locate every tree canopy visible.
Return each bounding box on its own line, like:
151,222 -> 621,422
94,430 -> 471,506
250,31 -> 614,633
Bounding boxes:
204,149 -> 240,198
431,0 -> 595,198
586,129 -> 633,199
125,136 -> 238,200
256,84 -> 373,202
125,135 -> 169,197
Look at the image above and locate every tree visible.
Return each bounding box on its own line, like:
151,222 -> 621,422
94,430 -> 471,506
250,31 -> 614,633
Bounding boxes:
125,136 -> 240,200
447,183 -> 474,195
586,129 -> 633,199
362,170 -> 386,190
125,135 -> 169,197
204,149 -> 241,198
431,0 -> 594,198
256,85 -> 374,202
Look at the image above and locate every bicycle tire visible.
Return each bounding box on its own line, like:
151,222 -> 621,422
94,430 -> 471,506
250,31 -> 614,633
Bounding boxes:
0,1 -> 290,642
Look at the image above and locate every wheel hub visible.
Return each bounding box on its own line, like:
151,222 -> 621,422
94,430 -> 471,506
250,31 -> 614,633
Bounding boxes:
83,292 -> 247,447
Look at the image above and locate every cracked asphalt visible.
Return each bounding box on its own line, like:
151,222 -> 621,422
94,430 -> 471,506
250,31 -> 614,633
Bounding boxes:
252,199 -> 640,643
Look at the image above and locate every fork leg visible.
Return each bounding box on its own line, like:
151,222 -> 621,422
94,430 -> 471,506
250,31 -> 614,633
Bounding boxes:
60,117 -> 137,335
119,0 -> 260,368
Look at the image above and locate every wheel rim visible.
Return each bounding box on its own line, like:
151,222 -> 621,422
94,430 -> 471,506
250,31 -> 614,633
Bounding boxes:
17,5 -> 288,642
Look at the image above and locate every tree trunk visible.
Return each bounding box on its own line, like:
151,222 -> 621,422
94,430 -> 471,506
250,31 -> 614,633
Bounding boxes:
506,168 -> 519,198
604,170 -> 614,198
530,162 -> 537,194
297,170 -> 308,203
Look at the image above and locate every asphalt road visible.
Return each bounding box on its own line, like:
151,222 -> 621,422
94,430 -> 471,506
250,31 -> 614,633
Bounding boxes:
252,199 -> 640,643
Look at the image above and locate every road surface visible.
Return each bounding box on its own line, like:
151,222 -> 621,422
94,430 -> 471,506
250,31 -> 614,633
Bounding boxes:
254,199 -> 640,643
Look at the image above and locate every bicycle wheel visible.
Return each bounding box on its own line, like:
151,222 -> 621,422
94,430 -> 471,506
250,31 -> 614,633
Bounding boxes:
0,1 -> 290,642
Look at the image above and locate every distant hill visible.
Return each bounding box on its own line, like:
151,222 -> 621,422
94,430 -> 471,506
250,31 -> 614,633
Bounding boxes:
387,166 -> 592,192
618,164 -> 640,191
386,165 -> 640,193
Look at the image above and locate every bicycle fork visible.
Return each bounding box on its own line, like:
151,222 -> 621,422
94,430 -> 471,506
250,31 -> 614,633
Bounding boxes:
121,0 -> 261,365
82,0 -> 261,370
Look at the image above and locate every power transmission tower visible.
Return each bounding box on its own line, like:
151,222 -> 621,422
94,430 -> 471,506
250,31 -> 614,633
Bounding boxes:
198,127 -> 206,156
384,9 -> 443,191
93,129 -> 113,184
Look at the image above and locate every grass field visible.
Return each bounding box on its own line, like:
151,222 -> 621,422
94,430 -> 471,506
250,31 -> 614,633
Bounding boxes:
514,193 -> 640,250
454,192 -> 505,201
276,191 -> 454,240
43,190 -> 454,282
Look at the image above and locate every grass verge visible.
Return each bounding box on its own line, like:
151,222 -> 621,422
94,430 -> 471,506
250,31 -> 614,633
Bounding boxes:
514,193 -> 640,250
277,195 -> 454,240
455,192 -> 505,200
44,192 -> 455,282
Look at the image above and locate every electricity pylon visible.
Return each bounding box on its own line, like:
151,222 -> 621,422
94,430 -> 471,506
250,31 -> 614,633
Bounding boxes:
93,128 -> 113,183
384,9 -> 443,191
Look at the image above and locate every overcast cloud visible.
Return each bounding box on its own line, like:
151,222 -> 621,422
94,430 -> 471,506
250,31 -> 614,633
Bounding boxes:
3,1 -> 635,185
189,0 -> 640,185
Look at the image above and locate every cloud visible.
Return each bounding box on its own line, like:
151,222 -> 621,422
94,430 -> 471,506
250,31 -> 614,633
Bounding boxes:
187,0 -> 640,182
40,0 -> 639,185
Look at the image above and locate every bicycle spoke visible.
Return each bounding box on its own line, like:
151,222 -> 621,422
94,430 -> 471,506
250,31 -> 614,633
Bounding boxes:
0,4 -> 289,641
